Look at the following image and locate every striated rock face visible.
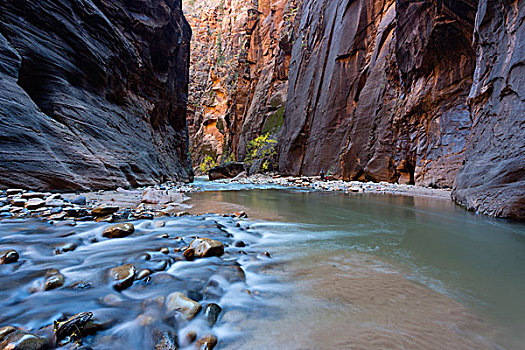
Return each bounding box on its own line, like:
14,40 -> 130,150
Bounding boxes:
452,0 -> 525,220
279,0 -> 477,188
0,0 -> 193,191
185,0 -> 300,168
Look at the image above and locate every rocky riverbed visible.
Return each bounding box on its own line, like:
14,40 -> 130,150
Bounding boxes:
0,186 -> 277,350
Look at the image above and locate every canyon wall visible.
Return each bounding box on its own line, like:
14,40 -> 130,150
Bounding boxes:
452,0 -> 525,220
185,0 -> 523,219
185,0 -> 299,167
0,0 -> 193,190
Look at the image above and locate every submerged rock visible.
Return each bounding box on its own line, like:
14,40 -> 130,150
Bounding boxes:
0,326 -> 16,342
0,249 -> 19,264
165,292 -> 202,320
44,269 -> 65,291
0,331 -> 48,350
107,264 -> 136,291
189,238 -> 224,258
153,329 -> 178,350
102,223 -> 135,238
195,335 -> 218,350
203,303 -> 222,327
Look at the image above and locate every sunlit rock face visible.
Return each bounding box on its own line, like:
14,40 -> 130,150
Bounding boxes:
185,0 -> 300,168
0,0 -> 193,190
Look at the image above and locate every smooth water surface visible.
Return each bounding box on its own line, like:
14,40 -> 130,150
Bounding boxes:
188,187 -> 525,349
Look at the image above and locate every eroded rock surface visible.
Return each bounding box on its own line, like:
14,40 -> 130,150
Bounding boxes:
0,0 -> 193,191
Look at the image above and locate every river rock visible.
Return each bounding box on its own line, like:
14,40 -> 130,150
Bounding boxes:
0,249 -> 19,264
153,329 -> 177,350
11,198 -> 27,207
217,265 -> 246,283
103,223 -> 135,238
71,196 -> 87,205
180,330 -> 196,347
141,189 -> 185,205
183,248 -> 195,261
137,269 -> 152,280
165,292 -> 202,320
107,264 -> 136,291
203,303 -> 222,327
91,206 -> 119,217
0,331 -> 48,350
44,270 -> 65,291
188,238 -> 224,258
0,326 -> 16,341
195,335 -> 218,350
6,189 -> 23,196
208,162 -> 245,180
54,243 -> 77,254
24,198 -> 45,210
21,192 -> 46,199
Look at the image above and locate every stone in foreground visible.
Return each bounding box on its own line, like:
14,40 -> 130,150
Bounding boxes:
0,331 -> 48,350
0,250 -> 19,264
103,223 -> 135,238
189,238 -> 224,258
107,264 -> 136,291
196,335 -> 218,350
165,292 -> 202,320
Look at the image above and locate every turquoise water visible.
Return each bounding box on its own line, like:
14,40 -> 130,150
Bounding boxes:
189,187 -> 525,349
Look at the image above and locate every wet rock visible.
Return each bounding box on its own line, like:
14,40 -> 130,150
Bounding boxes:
153,329 -> 178,350
44,199 -> 63,207
234,241 -> 246,247
165,292 -> 202,320
0,249 -> 19,264
154,221 -> 166,228
91,206 -> 119,216
203,303 -> 222,327
65,208 -> 88,218
137,269 -> 152,280
217,265 -> 246,283
102,223 -> 135,238
142,296 -> 165,310
183,248 -> 195,261
260,251 -> 271,258
208,162 -> 245,181
159,247 -> 170,255
6,189 -> 23,196
181,330 -> 196,347
94,215 -> 114,223
54,243 -> 77,255
71,196 -> 87,206
0,326 -> 16,342
21,192 -> 47,199
189,238 -> 224,258
54,312 -> 93,346
136,314 -> 156,326
101,294 -> 124,307
106,264 -> 136,291
44,270 -> 65,291
68,281 -> 92,290
234,211 -> 248,218
195,335 -> 218,350
0,331 -> 48,350
11,198 -> 27,207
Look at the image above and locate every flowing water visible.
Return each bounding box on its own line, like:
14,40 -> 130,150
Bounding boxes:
1,182 -> 524,349
187,182 -> 525,349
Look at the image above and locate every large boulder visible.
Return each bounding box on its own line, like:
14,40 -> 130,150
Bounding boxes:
208,162 -> 246,180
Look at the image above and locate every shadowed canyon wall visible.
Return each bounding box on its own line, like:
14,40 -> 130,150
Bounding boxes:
0,0 -> 193,190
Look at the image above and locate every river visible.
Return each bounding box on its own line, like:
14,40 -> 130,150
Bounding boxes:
1,181 -> 524,349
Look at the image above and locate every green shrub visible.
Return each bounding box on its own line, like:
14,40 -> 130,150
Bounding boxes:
245,133 -> 278,173
199,155 -> 217,174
